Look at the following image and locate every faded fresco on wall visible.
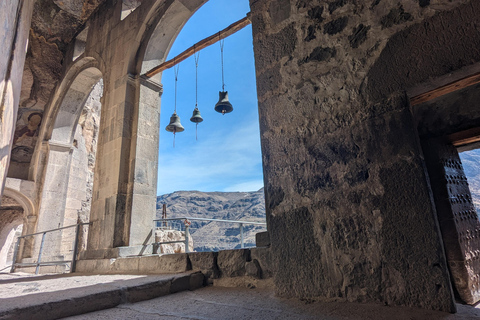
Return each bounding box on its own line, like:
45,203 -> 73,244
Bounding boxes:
10,110 -> 43,163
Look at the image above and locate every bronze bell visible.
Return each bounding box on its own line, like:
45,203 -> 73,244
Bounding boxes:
190,107 -> 203,123
165,111 -> 184,133
214,91 -> 233,115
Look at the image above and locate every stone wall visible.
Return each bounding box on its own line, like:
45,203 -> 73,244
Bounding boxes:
0,0 -> 33,199
76,247 -> 274,289
61,80 -> 102,255
249,0 -> 480,312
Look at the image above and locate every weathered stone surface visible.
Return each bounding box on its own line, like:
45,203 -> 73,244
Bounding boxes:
188,251 -> 219,280
245,261 -> 261,279
137,254 -> 190,274
250,247 -> 274,279
255,231 -> 270,247
367,1 -> 480,103
189,272 -> 205,290
217,249 -> 250,278
250,0 -> 472,312
170,274 -> 191,293
323,16 -> 349,35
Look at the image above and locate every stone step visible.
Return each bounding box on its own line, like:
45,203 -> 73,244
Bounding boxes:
0,272 -> 204,320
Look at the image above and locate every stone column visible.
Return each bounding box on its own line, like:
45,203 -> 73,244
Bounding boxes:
0,0 -> 34,201
249,0 -> 454,312
35,141 -> 74,259
126,76 -> 162,252
86,74 -> 161,258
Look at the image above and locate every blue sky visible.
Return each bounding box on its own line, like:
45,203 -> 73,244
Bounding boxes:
157,0 -> 263,196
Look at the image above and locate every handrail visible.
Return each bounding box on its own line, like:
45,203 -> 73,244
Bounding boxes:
16,223 -> 90,238
11,222 -> 90,274
153,217 -> 266,253
153,217 -> 266,225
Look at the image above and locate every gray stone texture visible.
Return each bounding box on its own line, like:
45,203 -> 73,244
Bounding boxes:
255,231 -> 270,247
249,0 -> 473,312
217,249 -> 250,278
250,247 -> 273,279
188,251 -> 220,280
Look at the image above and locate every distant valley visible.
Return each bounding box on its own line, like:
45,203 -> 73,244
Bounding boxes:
156,188 -> 266,252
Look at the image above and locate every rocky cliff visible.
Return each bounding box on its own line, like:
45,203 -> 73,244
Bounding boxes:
156,189 -> 266,252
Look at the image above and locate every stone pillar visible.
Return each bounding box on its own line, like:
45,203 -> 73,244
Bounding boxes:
249,0 -> 454,312
127,76 -> 162,250
86,74 -> 161,258
35,141 -> 74,259
0,0 -> 34,201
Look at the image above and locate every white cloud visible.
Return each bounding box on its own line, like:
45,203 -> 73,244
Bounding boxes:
223,180 -> 264,192
157,119 -> 263,195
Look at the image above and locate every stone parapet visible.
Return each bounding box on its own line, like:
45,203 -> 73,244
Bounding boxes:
75,247 -> 274,289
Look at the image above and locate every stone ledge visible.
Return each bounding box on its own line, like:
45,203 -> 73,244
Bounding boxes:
76,254 -> 189,274
0,273 -> 204,320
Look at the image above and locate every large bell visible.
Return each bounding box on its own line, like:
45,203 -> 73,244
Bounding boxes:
165,111 -> 184,133
214,91 -> 233,114
190,107 -> 203,123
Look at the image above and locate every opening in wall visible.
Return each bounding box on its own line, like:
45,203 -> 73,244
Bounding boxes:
458,148 -> 480,219
151,0 -> 266,253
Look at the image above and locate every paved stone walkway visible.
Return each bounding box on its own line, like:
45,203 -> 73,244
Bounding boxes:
1,272 -> 480,320
66,286 -> 480,320
0,272 -> 203,320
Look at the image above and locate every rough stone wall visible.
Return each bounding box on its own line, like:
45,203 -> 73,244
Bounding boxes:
249,0 -> 480,312
0,0 -> 33,199
61,80 -> 102,255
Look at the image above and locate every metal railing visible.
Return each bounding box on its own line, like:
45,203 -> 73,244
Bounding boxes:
10,223 -> 90,274
153,217 -> 266,253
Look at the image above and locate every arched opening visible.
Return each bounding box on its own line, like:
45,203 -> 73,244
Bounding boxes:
140,0 -> 265,253
0,195 -> 23,272
28,63 -> 103,271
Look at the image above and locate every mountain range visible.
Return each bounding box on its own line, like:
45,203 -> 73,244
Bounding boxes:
156,188 -> 266,252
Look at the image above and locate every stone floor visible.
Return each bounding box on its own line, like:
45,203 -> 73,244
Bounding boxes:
1,272 -> 480,320
65,286 -> 480,320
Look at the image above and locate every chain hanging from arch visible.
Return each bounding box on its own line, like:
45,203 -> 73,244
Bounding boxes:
190,45 -> 203,140
220,38 -> 225,91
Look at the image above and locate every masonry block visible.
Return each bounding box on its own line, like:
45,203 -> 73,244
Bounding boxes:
217,249 -> 250,278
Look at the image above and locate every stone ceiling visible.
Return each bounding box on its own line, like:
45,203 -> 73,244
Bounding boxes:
21,0 -> 106,110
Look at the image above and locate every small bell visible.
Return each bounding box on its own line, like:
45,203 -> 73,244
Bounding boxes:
214,91 -> 233,115
190,107 -> 203,123
165,111 -> 184,133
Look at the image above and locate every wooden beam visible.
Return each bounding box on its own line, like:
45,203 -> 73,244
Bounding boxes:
410,72 -> 480,106
144,15 -> 251,78
449,127 -> 480,147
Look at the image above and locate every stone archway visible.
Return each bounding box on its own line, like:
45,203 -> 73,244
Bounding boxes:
0,195 -> 24,271
31,60 -> 103,262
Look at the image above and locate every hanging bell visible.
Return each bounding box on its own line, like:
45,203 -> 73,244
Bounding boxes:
165,111 -> 185,133
190,107 -> 203,123
214,91 -> 233,115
